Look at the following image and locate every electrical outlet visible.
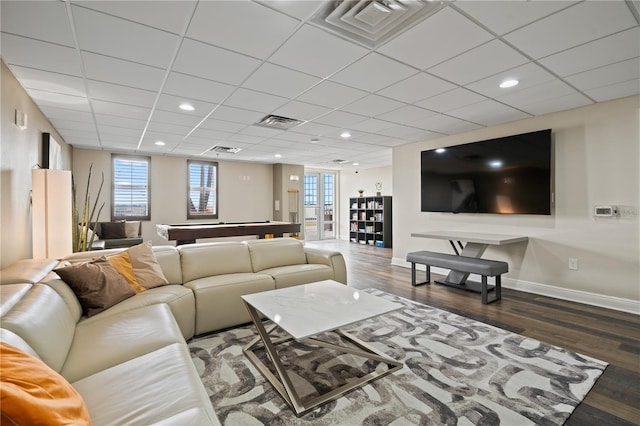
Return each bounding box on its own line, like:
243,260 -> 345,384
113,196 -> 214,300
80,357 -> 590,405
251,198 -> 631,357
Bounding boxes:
568,258 -> 579,270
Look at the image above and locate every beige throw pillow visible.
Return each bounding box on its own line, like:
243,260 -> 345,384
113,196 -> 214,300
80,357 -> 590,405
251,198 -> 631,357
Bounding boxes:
125,241 -> 168,289
124,221 -> 140,238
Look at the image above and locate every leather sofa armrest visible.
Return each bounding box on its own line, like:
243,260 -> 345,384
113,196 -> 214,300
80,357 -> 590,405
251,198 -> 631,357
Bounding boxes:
304,248 -> 347,285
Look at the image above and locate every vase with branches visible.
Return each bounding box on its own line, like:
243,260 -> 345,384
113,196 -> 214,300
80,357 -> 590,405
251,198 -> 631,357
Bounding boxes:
72,164 -> 105,252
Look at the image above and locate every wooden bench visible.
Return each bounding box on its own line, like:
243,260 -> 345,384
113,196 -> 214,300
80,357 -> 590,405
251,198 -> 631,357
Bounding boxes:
406,251 -> 508,304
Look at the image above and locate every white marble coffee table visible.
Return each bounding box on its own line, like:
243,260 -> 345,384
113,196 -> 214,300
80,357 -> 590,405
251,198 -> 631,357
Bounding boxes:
241,280 -> 402,417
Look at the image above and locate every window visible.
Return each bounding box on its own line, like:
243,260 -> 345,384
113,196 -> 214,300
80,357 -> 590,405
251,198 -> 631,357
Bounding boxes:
112,155 -> 150,221
304,174 -> 317,206
188,160 -> 218,219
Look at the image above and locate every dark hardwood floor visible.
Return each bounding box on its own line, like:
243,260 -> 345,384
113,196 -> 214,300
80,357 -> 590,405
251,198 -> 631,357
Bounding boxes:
306,239 -> 640,426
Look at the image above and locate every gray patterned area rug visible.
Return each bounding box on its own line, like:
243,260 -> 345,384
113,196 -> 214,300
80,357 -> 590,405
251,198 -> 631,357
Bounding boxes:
189,289 -> 607,425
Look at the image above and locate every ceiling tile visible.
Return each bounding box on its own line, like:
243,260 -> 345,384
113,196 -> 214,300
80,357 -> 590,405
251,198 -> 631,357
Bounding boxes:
377,72 -> 457,103
341,94 -> 405,117
98,125 -> 141,138
223,88 -> 288,113
453,1 -> 575,36
172,38 -> 261,86
209,105 -> 265,125
0,34 -> 82,76
273,100 -> 331,121
447,99 -> 530,126
378,7 -> 493,70
330,52 -> 418,92
376,125 -> 423,139
51,118 -> 96,132
7,66 -> 86,97
407,113 -> 482,134
242,63 -> 321,98
377,105 -> 436,126
297,81 -> 368,109
238,125 -> 285,138
416,88 -> 487,112
539,27 -> 640,77
428,40 -> 529,85
256,0 -> 323,20
313,111 -> 368,128
71,5 -> 180,68
465,62 -> 557,99
497,80 -> 592,115
163,72 -> 235,104
566,58 -> 640,93
87,80 -> 157,108
151,109 -> 204,127
147,122 -> 195,136
94,113 -> 147,130
155,94 -> 216,117
91,100 -> 150,121
39,107 -> 94,123
73,1 -> 196,34
350,118 -> 396,133
504,1 -> 637,59
26,88 -> 89,111
1,1 -> 74,46
269,24 -> 368,78
198,119 -> 247,134
187,1 -> 299,59
82,52 -> 165,92
288,122 -> 339,137
582,79 -> 640,102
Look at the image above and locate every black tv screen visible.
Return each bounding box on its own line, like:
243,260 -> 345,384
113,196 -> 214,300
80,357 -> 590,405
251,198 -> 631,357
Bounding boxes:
421,129 -> 552,215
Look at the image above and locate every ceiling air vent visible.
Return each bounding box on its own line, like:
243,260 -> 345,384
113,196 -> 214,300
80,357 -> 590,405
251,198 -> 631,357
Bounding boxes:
209,146 -> 242,154
255,114 -> 304,130
329,159 -> 350,165
310,0 -> 445,48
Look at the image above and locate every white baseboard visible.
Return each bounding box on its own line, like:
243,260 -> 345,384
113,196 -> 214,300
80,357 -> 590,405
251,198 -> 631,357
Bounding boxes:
391,257 -> 640,315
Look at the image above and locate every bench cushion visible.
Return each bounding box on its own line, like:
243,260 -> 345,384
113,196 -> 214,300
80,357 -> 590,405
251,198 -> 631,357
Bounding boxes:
407,251 -> 508,276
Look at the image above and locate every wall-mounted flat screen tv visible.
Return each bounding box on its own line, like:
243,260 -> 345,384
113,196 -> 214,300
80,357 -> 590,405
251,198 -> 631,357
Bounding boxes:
421,129 -> 552,215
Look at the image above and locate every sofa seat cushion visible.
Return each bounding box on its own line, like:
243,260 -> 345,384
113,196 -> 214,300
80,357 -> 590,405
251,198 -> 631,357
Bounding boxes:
72,343 -> 220,426
261,264 -> 335,289
184,273 -> 274,335
61,304 -> 184,383
78,285 -> 195,340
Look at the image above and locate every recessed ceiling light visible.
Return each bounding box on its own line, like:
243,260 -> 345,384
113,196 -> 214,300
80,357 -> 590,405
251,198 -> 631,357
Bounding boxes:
499,79 -> 519,88
275,154 -> 282,158
489,160 -> 503,168
340,131 -> 351,138
155,141 -> 165,146
310,138 -> 320,143
179,103 -> 195,111
353,162 -> 359,166
435,148 -> 446,153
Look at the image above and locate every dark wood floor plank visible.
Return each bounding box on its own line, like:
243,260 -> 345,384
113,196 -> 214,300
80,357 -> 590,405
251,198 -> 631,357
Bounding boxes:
305,240 -> 640,426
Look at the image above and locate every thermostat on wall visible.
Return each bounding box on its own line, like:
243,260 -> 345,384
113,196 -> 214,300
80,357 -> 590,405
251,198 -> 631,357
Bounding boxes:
594,205 -> 616,217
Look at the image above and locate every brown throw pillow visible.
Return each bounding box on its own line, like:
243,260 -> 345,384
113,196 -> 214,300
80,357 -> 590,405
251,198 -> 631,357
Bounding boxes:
107,251 -> 146,293
0,343 -> 91,425
125,241 -> 169,289
100,222 -> 126,239
54,257 -> 135,317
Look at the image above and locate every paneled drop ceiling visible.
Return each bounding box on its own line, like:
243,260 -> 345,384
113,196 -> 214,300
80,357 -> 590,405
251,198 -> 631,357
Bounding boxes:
1,0 -> 639,169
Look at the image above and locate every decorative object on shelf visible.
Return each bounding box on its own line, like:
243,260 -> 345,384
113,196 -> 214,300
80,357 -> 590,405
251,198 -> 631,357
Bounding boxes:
72,164 -> 105,252
358,189 -> 364,197
375,182 -> 382,196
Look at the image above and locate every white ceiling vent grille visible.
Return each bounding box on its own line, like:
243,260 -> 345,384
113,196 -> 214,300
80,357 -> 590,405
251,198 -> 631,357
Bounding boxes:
310,0 -> 445,48
209,146 -> 242,154
255,114 -> 304,130
329,159 -> 350,164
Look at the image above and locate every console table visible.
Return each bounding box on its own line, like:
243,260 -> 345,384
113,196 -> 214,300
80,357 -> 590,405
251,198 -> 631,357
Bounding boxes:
411,230 -> 528,292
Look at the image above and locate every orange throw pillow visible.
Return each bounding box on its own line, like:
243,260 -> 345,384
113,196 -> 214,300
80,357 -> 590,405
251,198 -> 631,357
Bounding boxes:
0,342 -> 91,425
107,251 -> 146,293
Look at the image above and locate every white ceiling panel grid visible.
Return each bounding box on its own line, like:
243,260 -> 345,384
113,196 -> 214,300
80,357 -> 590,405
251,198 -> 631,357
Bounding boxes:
1,0 -> 638,169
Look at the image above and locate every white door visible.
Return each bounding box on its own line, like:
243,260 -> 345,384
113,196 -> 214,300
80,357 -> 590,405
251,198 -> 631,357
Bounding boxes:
304,172 -> 336,241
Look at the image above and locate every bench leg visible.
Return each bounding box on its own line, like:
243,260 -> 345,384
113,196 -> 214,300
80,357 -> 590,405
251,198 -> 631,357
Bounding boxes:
411,263 -> 430,286
482,275 -> 502,304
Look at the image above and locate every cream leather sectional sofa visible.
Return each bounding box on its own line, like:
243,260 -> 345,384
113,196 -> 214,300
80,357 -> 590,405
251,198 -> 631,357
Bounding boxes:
0,238 -> 347,425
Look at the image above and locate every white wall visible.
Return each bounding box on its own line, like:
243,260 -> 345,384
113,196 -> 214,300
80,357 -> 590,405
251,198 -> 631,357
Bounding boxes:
393,95 -> 639,309
339,165 -> 392,240
1,61 -> 72,268
73,149 -> 273,246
